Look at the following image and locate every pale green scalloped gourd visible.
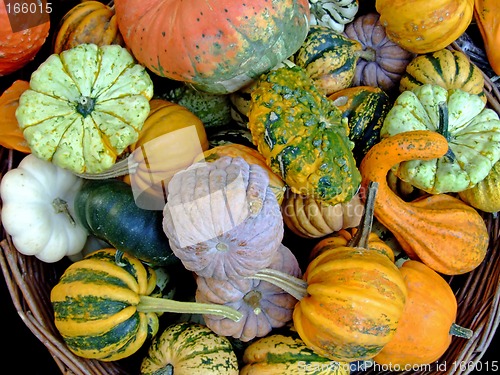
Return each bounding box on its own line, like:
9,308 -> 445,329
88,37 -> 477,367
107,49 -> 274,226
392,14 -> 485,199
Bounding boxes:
16,43 -> 154,174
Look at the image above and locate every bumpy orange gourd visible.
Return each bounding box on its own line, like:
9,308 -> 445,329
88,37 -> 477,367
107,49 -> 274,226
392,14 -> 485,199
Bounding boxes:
0,80 -> 31,153
375,0 -> 474,54
0,0 -> 50,75
474,0 -> 500,75
53,0 -> 125,53
374,260 -> 473,366
359,130 -> 489,275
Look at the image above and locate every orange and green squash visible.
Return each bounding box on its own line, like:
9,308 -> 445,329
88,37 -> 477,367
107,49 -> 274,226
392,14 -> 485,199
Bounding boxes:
141,322 -> 239,375
248,65 -> 361,206
53,0 -> 125,54
328,85 -> 391,163
399,49 -> 486,101
293,25 -> 367,95
50,248 -> 242,361
114,0 -> 310,94
240,326 -> 349,375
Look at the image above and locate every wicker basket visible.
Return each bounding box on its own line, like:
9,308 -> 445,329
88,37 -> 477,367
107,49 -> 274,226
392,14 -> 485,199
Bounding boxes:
1,16 -> 500,375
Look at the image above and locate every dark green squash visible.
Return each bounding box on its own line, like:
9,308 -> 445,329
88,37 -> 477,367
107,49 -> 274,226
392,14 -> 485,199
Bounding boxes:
74,178 -> 178,266
328,86 -> 391,164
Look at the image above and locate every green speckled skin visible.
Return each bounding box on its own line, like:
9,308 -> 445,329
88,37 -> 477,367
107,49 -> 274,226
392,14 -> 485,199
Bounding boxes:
248,66 -> 361,205
141,322 -> 239,375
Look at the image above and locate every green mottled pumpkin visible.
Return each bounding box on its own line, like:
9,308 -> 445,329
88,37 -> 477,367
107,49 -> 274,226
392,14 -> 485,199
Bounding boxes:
141,322 -> 239,375
50,248 -> 242,361
114,0 -> 310,94
248,65 -> 361,205
329,85 -> 391,164
293,25 -> 368,95
241,326 -> 350,374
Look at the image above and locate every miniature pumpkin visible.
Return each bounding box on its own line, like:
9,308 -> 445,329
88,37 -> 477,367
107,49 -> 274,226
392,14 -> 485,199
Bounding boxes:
293,26 -> 367,95
380,84 -> 500,193
399,49 -> 486,101
140,322 -> 239,375
474,0 -> 500,76
459,160 -> 500,213
50,248 -> 242,361
53,0 -> 125,54
15,43 -> 154,174
328,85 -> 391,163
250,183 -> 408,362
374,260 -> 473,366
194,143 -> 286,205
375,0 -> 474,54
162,156 -> 284,280
359,130 -> 489,275
196,244 -> 301,342
241,326 -> 349,375
114,0 -> 310,94
248,65 -> 361,206
282,191 -> 363,239
1,154 -> 88,263
310,227 -> 396,262
344,12 -> 415,92
308,0 -> 359,33
0,0 -> 50,75
0,80 -> 31,153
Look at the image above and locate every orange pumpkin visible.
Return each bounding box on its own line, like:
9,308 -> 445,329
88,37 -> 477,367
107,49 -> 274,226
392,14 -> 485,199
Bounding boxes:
474,0 -> 500,75
0,80 -> 31,153
53,0 -> 125,53
375,0 -> 474,54
374,260 -> 473,366
0,1 -> 50,75
250,182 -> 408,362
359,130 -> 489,275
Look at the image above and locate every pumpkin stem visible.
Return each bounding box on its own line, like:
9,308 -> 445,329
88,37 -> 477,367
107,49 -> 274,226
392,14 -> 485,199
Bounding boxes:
436,101 -> 455,162
52,198 -> 76,226
137,295 -> 243,322
348,181 -> 378,249
449,323 -> 473,339
355,47 -> 376,62
76,96 -> 96,117
247,268 -> 308,301
243,290 -> 263,315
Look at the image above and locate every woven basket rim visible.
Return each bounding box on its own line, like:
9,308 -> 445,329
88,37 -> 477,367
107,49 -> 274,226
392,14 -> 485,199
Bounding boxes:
1,38 -> 500,375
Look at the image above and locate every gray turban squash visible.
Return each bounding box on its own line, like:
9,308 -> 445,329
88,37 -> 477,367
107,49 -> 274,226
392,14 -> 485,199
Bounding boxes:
162,156 -> 284,280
